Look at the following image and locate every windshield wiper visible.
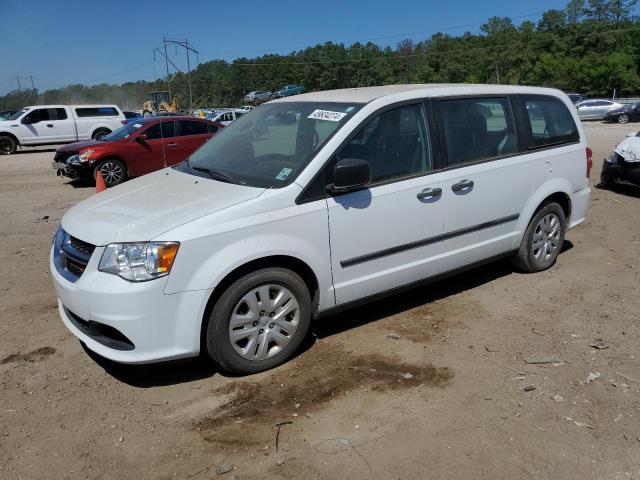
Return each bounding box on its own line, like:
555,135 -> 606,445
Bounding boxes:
189,162 -> 240,184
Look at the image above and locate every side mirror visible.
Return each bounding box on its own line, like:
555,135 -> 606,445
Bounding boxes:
136,134 -> 148,141
22,116 -> 36,124
328,158 -> 371,193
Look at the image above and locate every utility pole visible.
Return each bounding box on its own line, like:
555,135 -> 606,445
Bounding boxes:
185,38 -> 193,111
16,74 -> 21,92
163,36 -> 171,99
163,37 -> 198,111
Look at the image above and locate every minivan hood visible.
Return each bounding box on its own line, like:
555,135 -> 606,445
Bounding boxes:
61,169 -> 265,245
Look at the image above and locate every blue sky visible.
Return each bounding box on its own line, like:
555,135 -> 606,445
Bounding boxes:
0,0 -> 575,95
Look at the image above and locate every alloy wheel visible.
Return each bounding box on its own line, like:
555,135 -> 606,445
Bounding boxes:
532,213 -> 561,262
228,284 -> 300,361
618,114 -> 629,124
100,162 -> 123,185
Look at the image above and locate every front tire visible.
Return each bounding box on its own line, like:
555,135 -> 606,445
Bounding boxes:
511,202 -> 566,273
94,159 -> 127,187
205,268 -> 311,375
0,135 -> 17,155
618,114 -> 630,124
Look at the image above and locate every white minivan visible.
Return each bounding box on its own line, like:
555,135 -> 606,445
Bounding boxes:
51,85 -> 591,374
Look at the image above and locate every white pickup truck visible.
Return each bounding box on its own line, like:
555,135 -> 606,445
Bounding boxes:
0,105 -> 126,155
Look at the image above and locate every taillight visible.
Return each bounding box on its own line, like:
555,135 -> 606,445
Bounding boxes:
121,120 -> 127,125
586,147 -> 593,178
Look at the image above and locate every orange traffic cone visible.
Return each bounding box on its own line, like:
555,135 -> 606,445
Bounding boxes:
95,169 -> 106,193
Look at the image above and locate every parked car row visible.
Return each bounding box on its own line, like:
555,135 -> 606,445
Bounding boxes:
52,116 -> 223,187
243,84 -> 305,105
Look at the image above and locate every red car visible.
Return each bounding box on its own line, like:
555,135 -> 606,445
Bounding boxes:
52,116 -> 223,187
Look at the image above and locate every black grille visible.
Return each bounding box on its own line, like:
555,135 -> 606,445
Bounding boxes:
54,230 -> 95,282
65,257 -> 87,276
54,151 -> 75,163
69,236 -> 95,257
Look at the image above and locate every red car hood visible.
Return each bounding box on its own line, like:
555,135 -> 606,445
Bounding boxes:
57,140 -> 107,153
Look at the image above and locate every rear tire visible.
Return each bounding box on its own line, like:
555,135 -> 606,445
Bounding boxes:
205,268 -> 311,375
511,202 -> 566,273
92,129 -> 110,141
94,159 -> 127,187
0,135 -> 17,155
618,114 -> 630,124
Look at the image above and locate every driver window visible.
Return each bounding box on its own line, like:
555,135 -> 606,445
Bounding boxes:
338,103 -> 431,184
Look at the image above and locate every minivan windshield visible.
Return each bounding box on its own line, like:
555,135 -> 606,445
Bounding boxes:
179,102 -> 360,188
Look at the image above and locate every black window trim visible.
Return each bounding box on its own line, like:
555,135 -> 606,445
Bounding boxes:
296,98 -> 439,205
515,93 -> 581,152
177,119 -> 210,137
296,92 -> 582,205
432,94 -> 520,173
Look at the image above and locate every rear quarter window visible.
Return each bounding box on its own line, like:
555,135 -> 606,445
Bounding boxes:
75,107 -> 119,117
522,95 -> 579,149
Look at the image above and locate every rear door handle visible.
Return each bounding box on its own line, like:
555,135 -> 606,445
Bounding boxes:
451,179 -> 474,192
416,187 -> 442,200
166,142 -> 179,147
46,124 -> 54,128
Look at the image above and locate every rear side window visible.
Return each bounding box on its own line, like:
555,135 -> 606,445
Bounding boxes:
522,95 -> 579,148
143,121 -> 176,139
179,120 -> 208,136
438,97 -> 517,167
75,107 -> 119,117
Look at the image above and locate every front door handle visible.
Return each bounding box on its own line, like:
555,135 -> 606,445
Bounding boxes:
46,124 -> 54,128
417,187 -> 442,200
166,142 -> 179,147
451,179 -> 474,192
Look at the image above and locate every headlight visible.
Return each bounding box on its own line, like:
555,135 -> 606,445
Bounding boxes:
79,150 -> 94,161
67,150 -> 95,165
606,152 -> 620,164
99,242 -> 179,282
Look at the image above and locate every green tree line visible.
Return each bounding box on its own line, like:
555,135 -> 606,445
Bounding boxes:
1,0 -> 639,111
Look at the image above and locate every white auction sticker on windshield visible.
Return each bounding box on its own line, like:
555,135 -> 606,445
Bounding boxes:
275,167 -> 293,181
308,109 -> 347,122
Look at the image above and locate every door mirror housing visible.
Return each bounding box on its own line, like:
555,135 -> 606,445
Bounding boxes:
328,158 -> 371,194
22,116 -> 36,124
136,134 -> 148,141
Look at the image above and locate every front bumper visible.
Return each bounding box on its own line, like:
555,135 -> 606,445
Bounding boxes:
51,246 -> 212,364
52,159 -> 94,179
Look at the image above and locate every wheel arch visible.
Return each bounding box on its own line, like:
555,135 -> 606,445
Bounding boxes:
93,156 -> 129,177
199,255 -> 320,352
514,180 -> 573,250
91,126 -> 112,139
0,131 -> 20,146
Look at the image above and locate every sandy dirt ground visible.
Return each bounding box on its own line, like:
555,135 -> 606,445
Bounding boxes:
1,123 -> 639,480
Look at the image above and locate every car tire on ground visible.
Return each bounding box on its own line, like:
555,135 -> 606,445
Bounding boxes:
92,129 -> 110,141
618,113 -> 630,124
205,268 -> 312,375
0,135 -> 17,155
511,202 -> 566,273
94,158 -> 127,187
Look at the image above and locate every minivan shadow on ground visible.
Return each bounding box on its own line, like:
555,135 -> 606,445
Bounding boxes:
86,242 -> 573,387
